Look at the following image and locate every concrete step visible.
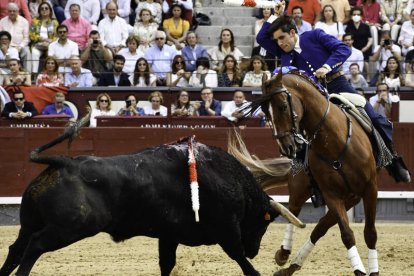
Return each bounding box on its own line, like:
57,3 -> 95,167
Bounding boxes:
196,25 -> 254,36
207,16 -> 257,26
202,7 -> 255,17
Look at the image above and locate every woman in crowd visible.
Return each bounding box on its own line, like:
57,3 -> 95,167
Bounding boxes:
29,1 -> 59,73
118,36 -> 145,75
117,94 -> 145,116
189,57 -> 218,87
171,90 -> 199,117
252,7 -> 276,72
377,56 -> 405,89
89,93 -> 116,127
359,0 -> 381,50
242,55 -> 271,87
405,59 -> 414,88
166,55 -> 191,87
208,28 -> 244,70
314,5 -> 345,40
3,59 -> 31,86
133,8 -> 159,53
135,0 -> 162,25
217,54 -> 243,87
162,4 -> 190,51
144,91 -> 168,116
129,57 -> 157,87
36,56 -> 64,86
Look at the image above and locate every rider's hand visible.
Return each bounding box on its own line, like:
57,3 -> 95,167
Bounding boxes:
314,67 -> 330,79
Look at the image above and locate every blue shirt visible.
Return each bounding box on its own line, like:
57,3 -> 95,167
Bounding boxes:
42,104 -> 74,118
64,68 -> 93,87
199,99 -> 222,116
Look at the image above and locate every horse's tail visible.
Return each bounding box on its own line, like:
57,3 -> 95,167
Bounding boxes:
227,129 -> 291,191
29,111 -> 91,165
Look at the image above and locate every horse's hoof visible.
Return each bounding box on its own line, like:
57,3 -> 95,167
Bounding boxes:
275,246 -> 291,266
369,273 -> 379,276
354,270 -> 366,276
273,264 -> 300,276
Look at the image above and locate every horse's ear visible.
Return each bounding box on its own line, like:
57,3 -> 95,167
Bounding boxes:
275,68 -> 283,84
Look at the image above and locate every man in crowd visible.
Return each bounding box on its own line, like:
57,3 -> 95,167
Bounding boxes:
42,92 -> 74,118
98,54 -> 131,86
80,30 -> 112,83
0,31 -> 19,85
398,8 -> 414,56
292,6 -> 312,35
369,83 -> 399,118
144,30 -> 177,86
64,56 -> 93,87
287,0 -> 321,24
64,0 -> 101,26
48,24 -> 79,73
342,34 -> 364,77
197,87 -> 221,116
62,3 -> 92,52
98,1 -> 129,54
1,91 -> 38,119
0,3 -> 31,73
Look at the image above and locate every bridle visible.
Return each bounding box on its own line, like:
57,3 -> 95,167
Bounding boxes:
263,86 -> 331,147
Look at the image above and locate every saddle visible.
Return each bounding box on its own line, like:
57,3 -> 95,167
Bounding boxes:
329,93 -> 393,168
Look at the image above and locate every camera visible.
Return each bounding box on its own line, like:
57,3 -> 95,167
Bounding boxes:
126,100 -> 132,108
383,39 -> 391,46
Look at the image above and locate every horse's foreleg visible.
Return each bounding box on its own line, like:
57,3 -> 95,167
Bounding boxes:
363,184 -> 379,276
275,172 -> 310,267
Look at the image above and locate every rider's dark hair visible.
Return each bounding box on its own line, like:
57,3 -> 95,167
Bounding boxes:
267,15 -> 297,36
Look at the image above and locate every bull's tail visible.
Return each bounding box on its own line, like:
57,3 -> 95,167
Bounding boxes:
227,129 -> 291,191
29,111 -> 91,165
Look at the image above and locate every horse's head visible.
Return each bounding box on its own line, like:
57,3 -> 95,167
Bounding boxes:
261,71 -> 304,159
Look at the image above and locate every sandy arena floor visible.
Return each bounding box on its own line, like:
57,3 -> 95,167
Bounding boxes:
1,223 -> 413,275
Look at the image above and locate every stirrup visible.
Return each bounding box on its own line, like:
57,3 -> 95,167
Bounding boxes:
386,156 -> 411,183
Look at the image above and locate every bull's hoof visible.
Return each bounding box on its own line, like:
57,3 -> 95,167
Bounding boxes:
273,264 -> 300,276
275,246 -> 291,266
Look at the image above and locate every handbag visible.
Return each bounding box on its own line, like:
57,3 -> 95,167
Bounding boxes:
195,13 -> 211,26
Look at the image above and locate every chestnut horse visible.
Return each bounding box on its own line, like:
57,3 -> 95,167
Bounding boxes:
257,71 -> 379,276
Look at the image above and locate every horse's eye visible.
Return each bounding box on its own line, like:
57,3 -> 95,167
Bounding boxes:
279,103 -> 288,112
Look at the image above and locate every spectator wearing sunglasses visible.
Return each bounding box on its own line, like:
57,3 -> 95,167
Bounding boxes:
89,93 -> 116,127
1,91 -> 38,119
144,30 -> 177,86
166,55 -> 191,87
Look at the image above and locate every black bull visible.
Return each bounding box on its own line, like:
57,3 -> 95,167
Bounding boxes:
0,118 -> 302,276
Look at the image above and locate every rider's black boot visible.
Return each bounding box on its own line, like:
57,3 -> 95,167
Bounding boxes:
385,143 -> 411,183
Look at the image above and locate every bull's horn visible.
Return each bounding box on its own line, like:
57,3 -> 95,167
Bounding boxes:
270,200 -> 306,228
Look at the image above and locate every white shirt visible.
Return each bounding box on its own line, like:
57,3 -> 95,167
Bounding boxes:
98,16 -> 130,48
143,105 -> 168,116
162,0 -> 193,13
343,47 -> 364,75
189,69 -> 218,87
128,73 -> 157,87
144,44 -> 177,78
0,16 -> 30,49
100,0 -> 131,22
48,39 -> 79,60
314,22 -> 345,40
398,20 -> 414,47
373,44 -> 401,70
0,47 -> 19,61
90,108 -> 116,127
65,0 -> 101,25
117,48 -> 144,74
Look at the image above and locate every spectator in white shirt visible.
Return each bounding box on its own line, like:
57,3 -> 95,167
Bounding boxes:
143,91 -> 168,116
0,3 -> 31,73
0,31 -> 20,85
117,36 -> 144,75
98,1 -> 130,54
398,9 -> 414,56
48,24 -> 79,73
342,33 -> 364,76
221,90 -> 265,122
144,30 -> 177,85
100,0 -> 131,23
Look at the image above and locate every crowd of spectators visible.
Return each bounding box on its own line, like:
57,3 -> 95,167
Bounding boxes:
1,0 -> 414,122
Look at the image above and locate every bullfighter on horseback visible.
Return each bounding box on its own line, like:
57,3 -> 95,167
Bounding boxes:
256,13 -> 411,183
